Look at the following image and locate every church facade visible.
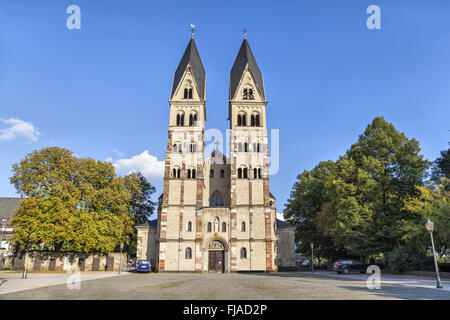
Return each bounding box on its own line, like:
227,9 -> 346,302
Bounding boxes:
136,36 -> 296,272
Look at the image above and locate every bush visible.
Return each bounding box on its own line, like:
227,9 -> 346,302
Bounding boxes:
385,247 -> 433,273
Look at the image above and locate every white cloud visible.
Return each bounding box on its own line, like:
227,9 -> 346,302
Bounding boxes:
0,118 -> 41,142
108,150 -> 164,181
276,212 -> 285,221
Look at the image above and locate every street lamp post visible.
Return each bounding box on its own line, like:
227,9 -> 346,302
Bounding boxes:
425,218 -> 443,289
0,219 -> 7,268
311,242 -> 314,273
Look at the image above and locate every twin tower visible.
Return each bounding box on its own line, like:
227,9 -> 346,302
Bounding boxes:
140,37 -> 286,272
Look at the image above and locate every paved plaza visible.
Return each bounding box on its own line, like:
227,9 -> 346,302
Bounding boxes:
0,271 -> 449,300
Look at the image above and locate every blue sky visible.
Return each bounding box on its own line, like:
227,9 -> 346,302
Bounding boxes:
1,0 -> 449,218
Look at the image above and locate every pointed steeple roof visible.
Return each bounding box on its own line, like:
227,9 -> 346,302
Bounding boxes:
171,38 -> 206,100
229,39 -> 265,100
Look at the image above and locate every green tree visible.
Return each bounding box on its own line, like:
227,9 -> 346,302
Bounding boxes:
432,144 -> 450,189
123,172 -> 156,225
10,147 -> 133,253
122,172 -> 156,256
403,183 -> 450,257
285,117 -> 430,260
284,161 -> 347,260
345,117 -> 429,255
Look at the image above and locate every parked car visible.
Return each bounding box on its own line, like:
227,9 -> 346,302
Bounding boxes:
333,259 -> 368,274
136,260 -> 151,273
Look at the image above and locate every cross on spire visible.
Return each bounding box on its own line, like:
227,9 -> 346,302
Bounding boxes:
190,24 -> 195,38
214,140 -> 221,150
242,28 -> 248,39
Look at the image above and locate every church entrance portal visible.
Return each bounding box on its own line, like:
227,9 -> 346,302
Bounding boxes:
208,240 -> 225,273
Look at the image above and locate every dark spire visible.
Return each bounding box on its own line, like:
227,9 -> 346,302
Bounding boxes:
171,38 -> 206,100
229,39 -> 265,100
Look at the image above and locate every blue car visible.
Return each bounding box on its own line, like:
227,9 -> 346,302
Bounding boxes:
136,260 -> 151,273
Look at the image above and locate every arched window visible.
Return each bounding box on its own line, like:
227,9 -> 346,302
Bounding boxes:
248,89 -> 254,99
207,222 -> 212,232
188,88 -> 193,99
210,170 -> 214,178
238,168 -> 242,179
173,143 -> 181,153
176,113 -> 185,126
189,113 -> 198,126
222,222 -> 227,232
243,88 -> 254,100
220,169 -> 225,178
243,168 -> 248,179
241,221 -> 246,232
187,169 -> 191,179
187,221 -> 192,232
258,168 -> 262,179
185,247 -> 192,259
209,191 -> 224,207
172,167 -> 181,179
189,144 -> 196,152
240,247 -> 247,258
251,113 -> 260,126
242,114 -> 247,126
184,88 -> 188,99
252,143 -> 260,152
253,168 -> 257,179
192,169 -> 196,179
237,114 -> 242,126
244,143 -> 248,152
238,143 -> 243,152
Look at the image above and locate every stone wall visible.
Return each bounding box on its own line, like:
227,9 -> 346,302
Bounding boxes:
275,225 -> 296,271
1,252 -> 126,272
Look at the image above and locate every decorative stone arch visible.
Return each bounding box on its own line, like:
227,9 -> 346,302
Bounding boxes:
204,236 -> 229,252
204,236 -> 229,273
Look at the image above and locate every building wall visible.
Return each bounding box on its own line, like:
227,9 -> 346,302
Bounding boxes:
276,226 -> 296,271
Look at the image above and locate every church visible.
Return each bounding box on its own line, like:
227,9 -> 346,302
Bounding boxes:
136,33 -> 296,272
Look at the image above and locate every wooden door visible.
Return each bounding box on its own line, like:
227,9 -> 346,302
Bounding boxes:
216,251 -> 224,273
208,251 -> 224,273
208,251 -> 216,272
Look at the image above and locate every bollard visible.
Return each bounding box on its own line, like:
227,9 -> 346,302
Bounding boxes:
22,268 -> 27,279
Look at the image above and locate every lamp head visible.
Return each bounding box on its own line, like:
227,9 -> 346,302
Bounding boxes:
425,218 -> 434,232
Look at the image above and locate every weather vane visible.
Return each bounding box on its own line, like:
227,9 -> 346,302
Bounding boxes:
190,24 -> 195,38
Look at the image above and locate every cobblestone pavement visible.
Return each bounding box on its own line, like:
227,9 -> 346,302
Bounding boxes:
1,271 -> 449,300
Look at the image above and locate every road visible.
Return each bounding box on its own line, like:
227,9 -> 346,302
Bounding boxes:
1,271 -> 449,300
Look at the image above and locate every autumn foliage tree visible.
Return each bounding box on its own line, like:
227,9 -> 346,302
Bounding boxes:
9,147 -> 155,254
